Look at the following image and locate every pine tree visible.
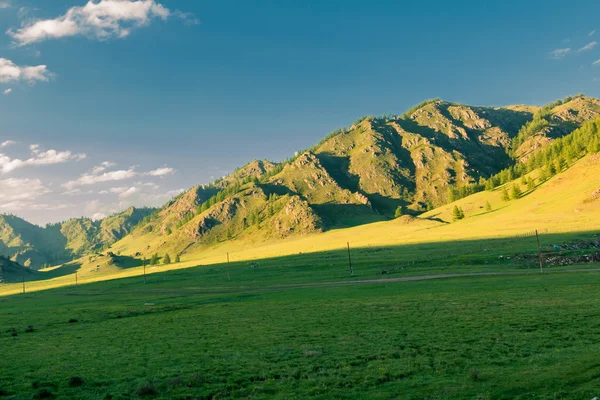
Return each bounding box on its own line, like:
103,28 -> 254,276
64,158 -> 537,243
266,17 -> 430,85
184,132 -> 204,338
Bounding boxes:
150,253 -> 159,265
527,177 -> 535,191
394,205 -> 405,218
485,201 -> 492,212
452,206 -> 465,221
511,184 -> 522,200
501,187 -> 510,201
163,253 -> 171,265
175,254 -> 181,263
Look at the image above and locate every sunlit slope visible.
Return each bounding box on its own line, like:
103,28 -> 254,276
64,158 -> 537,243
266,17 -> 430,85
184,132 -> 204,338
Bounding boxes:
2,154 -> 598,296
113,154 -> 600,265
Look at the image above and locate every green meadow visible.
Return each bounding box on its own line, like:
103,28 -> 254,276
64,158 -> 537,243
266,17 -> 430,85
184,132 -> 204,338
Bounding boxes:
2,261 -> 600,399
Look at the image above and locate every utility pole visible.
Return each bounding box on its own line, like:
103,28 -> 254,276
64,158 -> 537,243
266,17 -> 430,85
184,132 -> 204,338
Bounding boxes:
75,272 -> 78,288
347,242 -> 353,276
143,258 -> 147,284
535,230 -> 543,274
227,253 -> 231,281
22,275 -> 25,294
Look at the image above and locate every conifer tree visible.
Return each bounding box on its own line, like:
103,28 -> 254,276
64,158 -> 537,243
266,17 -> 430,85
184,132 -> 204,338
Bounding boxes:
452,206 -> 465,221
501,187 -> 510,201
163,253 -> 171,265
511,184 -> 522,200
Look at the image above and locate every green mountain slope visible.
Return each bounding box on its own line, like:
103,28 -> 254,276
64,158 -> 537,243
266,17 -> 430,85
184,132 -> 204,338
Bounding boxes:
2,95 -> 600,269
0,207 -> 155,269
108,96 -> 600,261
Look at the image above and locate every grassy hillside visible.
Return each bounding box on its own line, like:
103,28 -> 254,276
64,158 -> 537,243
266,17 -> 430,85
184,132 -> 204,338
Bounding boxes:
1,96 -> 599,272
2,150 -> 598,296
0,207 -> 155,269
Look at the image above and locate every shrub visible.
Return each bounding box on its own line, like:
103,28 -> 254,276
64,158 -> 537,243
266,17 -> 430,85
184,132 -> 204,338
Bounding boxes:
33,388 -> 54,399
68,318 -> 78,324
25,325 -> 34,333
68,376 -> 84,388
136,383 -> 158,397
470,368 -> 480,381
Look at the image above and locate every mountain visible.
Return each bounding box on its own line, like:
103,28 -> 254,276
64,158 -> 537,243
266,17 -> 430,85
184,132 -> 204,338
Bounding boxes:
0,207 -> 155,269
2,95 -> 600,268
0,255 -> 38,283
106,95 -> 600,261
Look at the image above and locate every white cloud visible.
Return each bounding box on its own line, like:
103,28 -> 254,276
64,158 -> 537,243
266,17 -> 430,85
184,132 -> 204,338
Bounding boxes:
0,2 -> 11,9
64,163 -> 176,189
590,30 -> 596,37
61,188 -> 93,196
145,166 -> 174,176
0,58 -> 52,84
0,146 -> 87,173
8,0 -> 189,46
594,59 -> 600,66
3,88 -> 12,95
119,186 -> 139,198
92,160 -> 117,174
91,212 -> 107,220
0,140 -> 15,148
0,178 -> 50,211
549,48 -> 571,59
143,188 -> 184,201
63,167 -> 138,189
578,41 -> 597,52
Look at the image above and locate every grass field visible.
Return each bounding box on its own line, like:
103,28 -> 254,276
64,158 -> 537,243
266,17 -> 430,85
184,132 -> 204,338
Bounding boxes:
3,267 -> 600,399
1,156 -> 600,399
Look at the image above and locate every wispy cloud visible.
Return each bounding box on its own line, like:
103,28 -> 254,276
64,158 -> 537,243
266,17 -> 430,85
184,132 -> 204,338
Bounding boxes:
0,1 -> 11,9
594,59 -> 600,66
0,146 -> 86,173
3,88 -> 12,95
64,163 -> 175,188
63,167 -> 138,189
8,0 -> 195,46
590,30 -> 596,37
549,48 -> 571,59
145,167 -> 174,176
91,160 -> 117,174
0,178 -> 50,211
0,58 -> 52,84
0,140 -> 15,148
577,41 -> 597,52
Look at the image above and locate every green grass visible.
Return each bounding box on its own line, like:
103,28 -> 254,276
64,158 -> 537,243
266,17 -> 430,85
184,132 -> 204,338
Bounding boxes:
1,154 -> 600,398
2,267 -> 600,399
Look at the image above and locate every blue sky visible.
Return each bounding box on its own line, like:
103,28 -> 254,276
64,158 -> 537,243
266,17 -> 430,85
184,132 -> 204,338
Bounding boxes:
0,0 -> 599,225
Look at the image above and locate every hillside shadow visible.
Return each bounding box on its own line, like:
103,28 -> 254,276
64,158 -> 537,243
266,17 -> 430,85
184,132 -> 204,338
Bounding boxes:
316,153 -> 361,193
10,230 -> 599,297
313,204 -> 385,229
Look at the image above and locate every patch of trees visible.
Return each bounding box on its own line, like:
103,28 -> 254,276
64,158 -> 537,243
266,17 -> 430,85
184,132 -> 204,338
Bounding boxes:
401,98 -> 441,119
452,206 -> 465,221
448,116 -> 600,204
508,94 -> 584,158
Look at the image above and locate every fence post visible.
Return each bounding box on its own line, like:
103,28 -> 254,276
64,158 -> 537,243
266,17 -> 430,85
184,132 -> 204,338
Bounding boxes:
536,229 -> 543,274
347,242 -> 353,276
227,252 -> 231,281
